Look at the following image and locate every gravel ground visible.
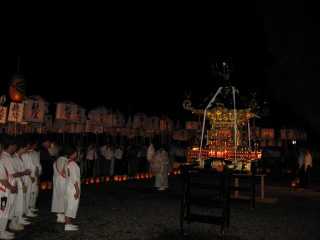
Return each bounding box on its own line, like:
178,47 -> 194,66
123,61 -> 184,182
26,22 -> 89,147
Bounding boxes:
11,177 -> 320,240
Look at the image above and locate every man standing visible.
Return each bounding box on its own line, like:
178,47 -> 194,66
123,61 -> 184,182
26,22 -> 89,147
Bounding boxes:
64,146 -> 81,231
0,135 -> 18,239
303,149 -> 313,188
39,137 -> 52,183
51,149 -> 67,223
29,140 -> 41,212
11,138 -> 31,227
114,146 -> 123,175
21,141 -> 38,218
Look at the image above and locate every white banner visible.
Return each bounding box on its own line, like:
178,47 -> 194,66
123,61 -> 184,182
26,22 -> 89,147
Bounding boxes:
24,99 -> 46,123
8,102 -> 24,123
0,106 -> 7,124
56,103 -> 74,121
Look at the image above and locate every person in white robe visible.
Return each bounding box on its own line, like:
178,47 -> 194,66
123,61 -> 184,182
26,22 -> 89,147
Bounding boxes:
0,136 -> 18,239
153,147 -> 169,191
21,146 -> 37,218
147,143 -> 156,174
114,146 -> 123,175
29,141 -> 41,212
51,152 -> 67,223
11,139 -> 32,227
105,146 -> 114,176
64,146 -> 81,231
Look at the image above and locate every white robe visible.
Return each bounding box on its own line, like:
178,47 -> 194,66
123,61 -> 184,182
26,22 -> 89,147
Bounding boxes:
147,144 -> 155,162
11,154 -> 26,219
65,161 -> 80,219
21,152 -> 34,213
155,150 -> 169,189
29,150 -> 41,208
0,152 -> 17,220
0,161 -> 10,232
51,156 -> 67,213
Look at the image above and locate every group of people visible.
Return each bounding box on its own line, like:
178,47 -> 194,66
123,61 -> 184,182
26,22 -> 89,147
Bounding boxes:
81,141 -> 185,178
0,133 -> 188,238
0,135 -> 82,239
0,135 -> 40,239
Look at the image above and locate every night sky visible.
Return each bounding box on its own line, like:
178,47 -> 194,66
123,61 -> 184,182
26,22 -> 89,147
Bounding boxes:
1,3 -> 320,138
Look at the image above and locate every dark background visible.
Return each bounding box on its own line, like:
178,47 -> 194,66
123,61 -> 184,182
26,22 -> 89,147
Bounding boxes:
1,2 -> 319,139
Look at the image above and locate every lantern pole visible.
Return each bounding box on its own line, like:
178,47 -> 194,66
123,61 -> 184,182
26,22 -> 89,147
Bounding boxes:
232,86 -> 238,166
248,119 -> 251,151
198,87 -> 223,168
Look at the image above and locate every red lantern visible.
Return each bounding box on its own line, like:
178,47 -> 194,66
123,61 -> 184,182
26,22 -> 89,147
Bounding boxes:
123,175 -> 127,181
114,176 -> 119,182
105,176 -> 110,182
40,182 -> 47,191
9,76 -> 25,102
90,178 -> 95,184
85,179 -> 89,185
95,177 -> 100,184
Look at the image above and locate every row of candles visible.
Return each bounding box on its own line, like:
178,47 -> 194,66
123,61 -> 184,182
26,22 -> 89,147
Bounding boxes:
39,170 -> 182,191
189,148 -> 262,160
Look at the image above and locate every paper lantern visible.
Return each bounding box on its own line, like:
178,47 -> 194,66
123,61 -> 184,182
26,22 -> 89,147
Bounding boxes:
40,182 -> 47,191
95,177 -> 100,184
90,178 -> 95,184
105,176 -> 110,182
9,75 -> 25,102
114,176 -> 119,182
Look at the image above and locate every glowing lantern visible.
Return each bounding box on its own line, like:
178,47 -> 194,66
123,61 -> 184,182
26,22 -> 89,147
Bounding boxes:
90,178 -> 95,184
141,174 -> 145,180
9,75 -> 25,102
85,179 -> 89,185
123,175 -> 128,181
114,176 -> 119,182
95,177 -> 100,184
291,182 -> 296,188
40,182 -> 47,191
105,176 -> 110,182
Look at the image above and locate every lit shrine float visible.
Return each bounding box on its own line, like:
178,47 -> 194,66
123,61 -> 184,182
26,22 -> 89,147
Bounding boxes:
183,87 -> 262,173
